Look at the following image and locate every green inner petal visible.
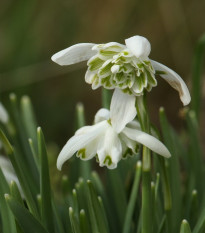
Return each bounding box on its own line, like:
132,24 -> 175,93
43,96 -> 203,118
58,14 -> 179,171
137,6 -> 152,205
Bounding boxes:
89,57 -> 105,71
99,62 -> 113,76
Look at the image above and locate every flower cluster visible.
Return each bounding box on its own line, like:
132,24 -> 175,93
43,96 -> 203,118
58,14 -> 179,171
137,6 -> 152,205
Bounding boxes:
52,35 -> 191,169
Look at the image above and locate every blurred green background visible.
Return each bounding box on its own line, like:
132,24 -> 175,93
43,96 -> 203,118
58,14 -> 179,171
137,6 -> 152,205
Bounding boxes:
0,0 -> 204,146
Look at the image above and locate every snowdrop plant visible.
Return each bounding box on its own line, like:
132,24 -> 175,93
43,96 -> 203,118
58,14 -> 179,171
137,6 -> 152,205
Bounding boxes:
52,35 -> 191,233
57,89 -> 170,170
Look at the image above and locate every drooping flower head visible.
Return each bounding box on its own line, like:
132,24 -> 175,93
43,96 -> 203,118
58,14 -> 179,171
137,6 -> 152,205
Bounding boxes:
57,89 -> 171,170
52,35 -> 191,106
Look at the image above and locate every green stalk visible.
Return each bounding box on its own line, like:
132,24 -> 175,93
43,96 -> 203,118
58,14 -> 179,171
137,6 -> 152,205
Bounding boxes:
123,161 -> 142,233
142,148 -> 152,233
76,103 -> 91,179
136,95 -> 152,233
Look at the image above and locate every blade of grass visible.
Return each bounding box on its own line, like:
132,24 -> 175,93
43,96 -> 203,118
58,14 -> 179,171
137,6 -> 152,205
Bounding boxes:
180,220 -> 192,233
75,103 -> 91,179
123,161 -> 142,233
5,194 -> 48,233
37,127 -> 55,233
0,128 -> 39,219
191,33 -> 205,119
0,168 -> 16,233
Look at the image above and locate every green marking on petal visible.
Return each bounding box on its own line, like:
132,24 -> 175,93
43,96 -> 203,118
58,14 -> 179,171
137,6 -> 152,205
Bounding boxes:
77,148 -> 86,159
99,62 -> 113,76
88,56 -> 105,71
155,70 -> 167,75
114,72 -> 125,83
99,50 -> 119,57
104,155 -> 112,166
96,154 -> 99,162
145,69 -> 157,86
122,88 -> 133,95
101,76 -> 113,88
107,119 -> 112,125
122,148 -> 133,159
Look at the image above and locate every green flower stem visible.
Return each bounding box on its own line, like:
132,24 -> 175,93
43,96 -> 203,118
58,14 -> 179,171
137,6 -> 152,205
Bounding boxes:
142,148 -> 152,233
136,95 -> 152,233
123,161 -> 142,233
76,103 -> 91,179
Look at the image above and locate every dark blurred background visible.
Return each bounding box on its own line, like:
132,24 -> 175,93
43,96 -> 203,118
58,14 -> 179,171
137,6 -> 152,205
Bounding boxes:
0,0 -> 204,146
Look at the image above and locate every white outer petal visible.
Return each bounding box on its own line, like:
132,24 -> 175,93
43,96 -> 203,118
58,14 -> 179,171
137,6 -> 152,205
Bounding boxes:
125,36 -> 151,58
57,121 -> 107,170
97,126 -> 122,169
51,43 -> 96,66
94,108 -> 110,124
110,89 -> 137,133
151,60 -> 191,106
123,127 -> 171,158
0,103 -> 9,124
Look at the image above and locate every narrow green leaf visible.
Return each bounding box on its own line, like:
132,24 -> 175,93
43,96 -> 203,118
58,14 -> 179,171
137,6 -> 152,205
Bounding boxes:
159,107 -> 181,232
20,96 -> 38,152
10,180 -> 24,205
0,128 -> 13,155
157,215 -> 166,233
123,161 -> 141,233
0,131 -> 39,218
28,138 -> 39,169
61,175 -> 70,197
189,190 -> 198,227
0,168 -> 16,233
5,194 -> 48,233
9,93 -> 39,189
180,220 -> 192,233
69,207 -> 81,233
107,169 -> 127,229
37,127 -> 54,233
79,210 -> 90,233
86,180 -> 109,233
191,33 -> 205,119
75,103 -> 91,179
186,110 -> 204,197
72,189 -> 79,217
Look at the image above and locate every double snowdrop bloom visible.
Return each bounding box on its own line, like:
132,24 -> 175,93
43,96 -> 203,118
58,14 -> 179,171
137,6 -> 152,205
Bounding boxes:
52,35 -> 191,106
57,89 -> 171,170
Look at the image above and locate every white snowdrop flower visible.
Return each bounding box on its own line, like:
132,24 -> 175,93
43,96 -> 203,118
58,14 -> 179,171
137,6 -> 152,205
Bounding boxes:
52,35 -> 191,106
57,89 -> 171,170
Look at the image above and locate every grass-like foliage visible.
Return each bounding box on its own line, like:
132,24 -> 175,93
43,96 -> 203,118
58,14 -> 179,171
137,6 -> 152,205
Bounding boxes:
0,34 -> 204,233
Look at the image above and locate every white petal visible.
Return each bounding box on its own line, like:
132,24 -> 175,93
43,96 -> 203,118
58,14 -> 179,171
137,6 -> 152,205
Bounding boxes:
92,42 -> 125,51
57,121 -> 107,170
97,126 -> 122,169
119,133 -> 137,152
110,89 -> 137,133
151,60 -> 191,106
123,127 -> 171,158
85,70 -> 95,84
126,120 -> 141,130
0,103 -> 9,124
125,36 -> 151,59
51,43 -> 96,66
94,108 -> 110,124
